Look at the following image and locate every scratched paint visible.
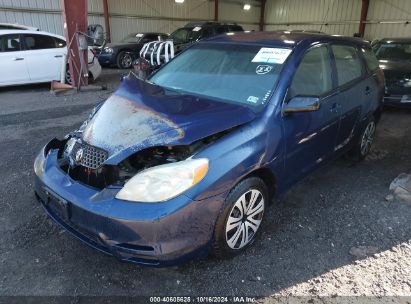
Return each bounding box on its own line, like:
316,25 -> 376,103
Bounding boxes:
82,94 -> 184,155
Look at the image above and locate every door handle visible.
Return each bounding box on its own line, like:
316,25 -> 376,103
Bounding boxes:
54,55 -> 63,58
365,86 -> 371,95
13,57 -> 24,61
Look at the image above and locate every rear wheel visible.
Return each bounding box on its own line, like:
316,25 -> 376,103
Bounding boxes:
65,64 -> 73,85
117,51 -> 133,69
212,177 -> 268,258
348,117 -> 376,161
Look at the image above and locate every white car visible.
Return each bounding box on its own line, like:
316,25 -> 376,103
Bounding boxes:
0,30 -> 102,87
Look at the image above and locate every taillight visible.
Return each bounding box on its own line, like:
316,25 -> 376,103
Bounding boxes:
91,49 -> 96,58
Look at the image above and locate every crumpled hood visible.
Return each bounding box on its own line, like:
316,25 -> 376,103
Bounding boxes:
82,76 -> 256,164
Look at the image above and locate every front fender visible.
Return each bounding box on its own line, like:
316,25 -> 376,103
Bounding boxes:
185,119 -> 283,201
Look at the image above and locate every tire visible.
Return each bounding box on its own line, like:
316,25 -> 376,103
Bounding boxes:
212,177 -> 268,259
65,64 -> 73,85
116,51 -> 133,69
348,116 -> 377,161
65,67 -> 94,84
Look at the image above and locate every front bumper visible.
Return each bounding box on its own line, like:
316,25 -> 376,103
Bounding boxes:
34,141 -> 225,266
97,53 -> 116,66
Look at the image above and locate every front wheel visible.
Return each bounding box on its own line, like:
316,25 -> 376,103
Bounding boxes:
117,51 -> 133,69
348,117 -> 376,161
212,177 -> 268,258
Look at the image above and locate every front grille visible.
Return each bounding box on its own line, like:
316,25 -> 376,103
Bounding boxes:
69,140 -> 108,169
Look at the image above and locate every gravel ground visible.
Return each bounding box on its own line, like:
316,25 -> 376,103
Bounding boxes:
0,69 -> 410,301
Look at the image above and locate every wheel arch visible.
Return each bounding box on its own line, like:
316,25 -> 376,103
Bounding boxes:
244,167 -> 277,203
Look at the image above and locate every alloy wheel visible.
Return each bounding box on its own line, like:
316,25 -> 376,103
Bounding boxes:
65,68 -> 73,85
225,189 -> 265,250
360,121 -> 376,156
121,53 -> 133,68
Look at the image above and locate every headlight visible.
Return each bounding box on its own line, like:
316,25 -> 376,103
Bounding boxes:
116,158 -> 209,203
34,151 -> 46,177
104,47 -> 113,54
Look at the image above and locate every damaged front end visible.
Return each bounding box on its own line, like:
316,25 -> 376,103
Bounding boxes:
33,74 -> 259,265
54,75 -> 256,192
58,131 -> 229,191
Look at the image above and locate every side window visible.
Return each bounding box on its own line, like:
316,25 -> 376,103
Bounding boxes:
289,45 -> 333,98
143,34 -> 157,41
228,25 -> 243,32
332,45 -> 363,86
201,28 -> 214,38
361,47 -> 379,72
215,26 -> 226,35
1,35 -> 22,52
23,34 -> 56,50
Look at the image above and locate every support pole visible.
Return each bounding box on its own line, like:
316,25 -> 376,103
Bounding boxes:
259,0 -> 266,31
359,0 -> 370,37
214,0 -> 219,22
103,0 -> 111,42
61,0 -> 88,87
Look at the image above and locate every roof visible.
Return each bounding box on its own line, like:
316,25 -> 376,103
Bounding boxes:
183,21 -> 240,28
203,31 -> 369,48
0,29 -> 65,41
0,23 -> 39,31
184,21 -> 220,27
378,37 -> 411,43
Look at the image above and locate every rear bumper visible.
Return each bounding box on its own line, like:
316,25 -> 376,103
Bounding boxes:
88,60 -> 102,80
34,142 -> 225,266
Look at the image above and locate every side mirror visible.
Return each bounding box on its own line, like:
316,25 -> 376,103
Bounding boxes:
283,96 -> 321,114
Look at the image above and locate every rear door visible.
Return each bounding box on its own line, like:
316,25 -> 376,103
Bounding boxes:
283,44 -> 341,185
22,33 -> 66,82
0,34 -> 30,85
360,47 -> 384,111
331,44 -> 365,151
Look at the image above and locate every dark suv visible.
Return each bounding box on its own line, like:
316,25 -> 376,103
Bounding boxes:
372,38 -> 411,107
167,21 -> 244,53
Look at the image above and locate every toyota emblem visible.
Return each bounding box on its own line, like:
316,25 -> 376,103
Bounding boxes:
75,149 -> 84,162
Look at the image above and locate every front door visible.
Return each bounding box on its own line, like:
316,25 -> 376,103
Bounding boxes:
0,34 -> 30,85
22,33 -> 65,82
282,44 -> 341,186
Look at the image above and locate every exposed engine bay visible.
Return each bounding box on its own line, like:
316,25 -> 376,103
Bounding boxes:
55,129 -> 232,190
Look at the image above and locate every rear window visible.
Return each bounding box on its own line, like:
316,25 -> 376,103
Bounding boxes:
332,45 -> 363,86
170,27 -> 202,44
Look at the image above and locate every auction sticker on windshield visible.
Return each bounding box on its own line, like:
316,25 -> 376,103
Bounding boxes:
252,48 -> 292,64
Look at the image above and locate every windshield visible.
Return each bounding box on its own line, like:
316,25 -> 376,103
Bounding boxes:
150,43 -> 289,111
122,33 -> 144,43
169,27 -> 201,44
373,42 -> 411,61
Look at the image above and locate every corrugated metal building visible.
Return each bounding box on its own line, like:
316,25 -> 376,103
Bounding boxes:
0,0 -> 410,41
0,0 -> 260,41
265,0 -> 411,40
